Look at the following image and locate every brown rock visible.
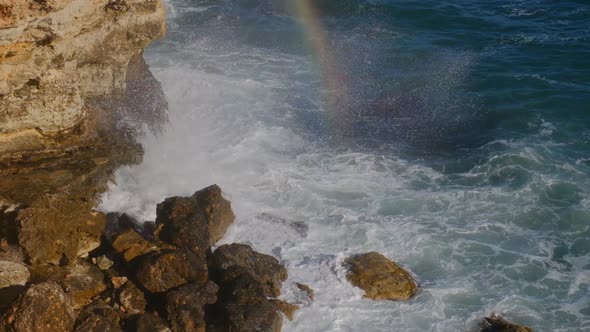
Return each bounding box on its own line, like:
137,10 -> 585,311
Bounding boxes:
111,228 -> 158,262
136,312 -> 172,332
74,301 -> 123,332
134,249 -> 208,293
480,314 -> 534,332
270,299 -> 299,321
117,281 -> 146,316
16,195 -> 106,265
210,243 -> 287,297
29,260 -> 107,309
344,252 -> 417,300
0,260 -> 29,312
0,281 -> 76,332
95,255 -> 114,270
165,281 -> 218,332
155,185 -> 234,251
296,282 -> 315,301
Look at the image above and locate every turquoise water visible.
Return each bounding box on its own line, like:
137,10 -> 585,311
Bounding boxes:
102,1 -> 590,331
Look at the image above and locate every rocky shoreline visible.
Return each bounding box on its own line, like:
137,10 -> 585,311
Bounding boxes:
0,1 -> 534,331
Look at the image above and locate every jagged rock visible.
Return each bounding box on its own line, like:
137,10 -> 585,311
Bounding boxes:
29,260 -> 107,309
111,228 -> 158,262
117,281 -> 146,316
480,314 -> 534,332
0,281 -> 76,332
16,195 -> 106,265
344,252 -> 417,301
296,282 -> 315,301
95,255 -> 114,270
155,185 -> 234,251
210,243 -> 287,297
165,281 -> 218,332
270,299 -> 299,321
136,312 -> 172,332
74,301 -> 123,332
134,249 -> 208,293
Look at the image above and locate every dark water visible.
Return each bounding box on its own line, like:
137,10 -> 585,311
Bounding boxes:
104,1 -> 590,331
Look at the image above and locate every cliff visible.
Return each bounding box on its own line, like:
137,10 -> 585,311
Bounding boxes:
0,0 -> 167,205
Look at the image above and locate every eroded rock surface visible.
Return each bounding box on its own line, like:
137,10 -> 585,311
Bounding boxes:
345,252 -> 417,300
480,315 -> 534,332
165,281 -> 219,332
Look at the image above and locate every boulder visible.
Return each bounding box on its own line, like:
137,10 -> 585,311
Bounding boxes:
117,281 -> 147,316
111,228 -> 158,262
210,243 -> 287,297
0,281 -> 76,332
155,185 -> 234,251
480,314 -> 534,332
74,301 -> 123,332
16,195 -> 106,265
165,281 -> 219,332
29,260 -> 107,310
134,249 -> 208,293
136,312 -> 172,332
344,252 -> 417,300
270,299 -> 299,321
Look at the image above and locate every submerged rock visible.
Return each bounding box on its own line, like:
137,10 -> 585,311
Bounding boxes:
155,185 -> 234,251
0,281 -> 76,332
344,252 -> 417,300
480,314 -> 534,332
210,243 -> 287,297
134,249 -> 208,293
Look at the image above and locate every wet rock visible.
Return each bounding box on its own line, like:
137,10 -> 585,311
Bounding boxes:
165,281 -> 218,332
74,301 -> 123,332
16,195 -> 106,265
0,281 -> 76,332
95,255 -> 114,270
480,314 -> 534,332
155,185 -> 234,251
344,252 -> 417,300
29,260 -> 107,309
296,282 -> 315,301
136,312 -> 172,332
210,243 -> 287,297
111,228 -> 158,262
270,299 -> 299,321
117,281 -> 146,316
134,249 -> 208,293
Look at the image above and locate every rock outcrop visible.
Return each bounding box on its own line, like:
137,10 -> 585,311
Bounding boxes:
0,0 -> 167,205
344,252 -> 417,301
480,314 -> 534,332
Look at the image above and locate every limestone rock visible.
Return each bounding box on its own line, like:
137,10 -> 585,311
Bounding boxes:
29,260 -> 107,310
210,243 -> 287,297
117,281 -> 146,316
0,260 -> 29,289
74,301 -> 123,332
136,312 -> 172,332
155,185 -> 234,251
480,314 -> 534,332
344,252 -> 417,300
134,249 -> 208,293
16,195 -> 106,265
165,281 -> 219,332
0,281 -> 76,332
111,228 -> 158,262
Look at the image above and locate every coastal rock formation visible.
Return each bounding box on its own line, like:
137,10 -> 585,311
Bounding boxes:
480,315 -> 534,332
0,0 -> 167,205
165,281 -> 219,332
0,260 -> 29,289
155,184 -> 235,252
0,281 -> 76,332
344,252 -> 417,300
73,301 -> 123,332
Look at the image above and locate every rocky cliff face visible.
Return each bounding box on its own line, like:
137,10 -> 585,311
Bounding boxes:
0,0 -> 167,205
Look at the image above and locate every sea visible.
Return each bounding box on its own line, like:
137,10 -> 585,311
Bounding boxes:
100,1 -> 590,331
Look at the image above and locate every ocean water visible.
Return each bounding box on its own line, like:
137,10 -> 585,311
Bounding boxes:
100,1 -> 590,331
